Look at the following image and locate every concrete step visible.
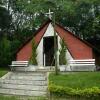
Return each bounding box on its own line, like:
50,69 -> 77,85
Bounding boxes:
14,66 -> 37,72
0,79 -> 47,86
7,76 -> 46,81
0,88 -> 47,96
11,72 -> 46,76
0,84 -> 47,91
36,69 -> 54,72
36,67 -> 55,72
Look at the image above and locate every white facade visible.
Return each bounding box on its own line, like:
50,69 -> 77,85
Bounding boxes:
36,23 -> 73,67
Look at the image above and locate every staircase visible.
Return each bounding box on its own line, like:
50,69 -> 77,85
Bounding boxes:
0,72 -> 47,96
37,66 -> 55,72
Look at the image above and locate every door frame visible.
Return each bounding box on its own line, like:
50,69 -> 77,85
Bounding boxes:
43,36 -> 58,66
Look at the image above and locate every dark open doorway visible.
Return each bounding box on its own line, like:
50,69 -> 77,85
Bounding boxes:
43,36 -> 55,66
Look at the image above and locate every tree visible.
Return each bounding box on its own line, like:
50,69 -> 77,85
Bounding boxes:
30,38 -> 37,65
0,36 -> 12,67
1,0 -> 100,40
59,39 -> 67,65
93,16 -> 100,38
0,6 -> 12,32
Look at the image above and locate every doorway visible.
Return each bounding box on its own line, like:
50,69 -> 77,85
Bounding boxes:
43,36 -> 55,66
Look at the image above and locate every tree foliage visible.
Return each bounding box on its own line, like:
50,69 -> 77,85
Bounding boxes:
0,36 -> 12,67
0,6 -> 12,31
1,0 -> 100,39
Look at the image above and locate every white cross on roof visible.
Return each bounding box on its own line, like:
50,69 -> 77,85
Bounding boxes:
45,9 -> 53,19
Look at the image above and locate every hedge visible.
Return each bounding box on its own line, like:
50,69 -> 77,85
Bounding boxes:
48,82 -> 100,98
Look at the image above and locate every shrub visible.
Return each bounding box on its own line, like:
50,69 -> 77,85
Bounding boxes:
29,38 -> 37,65
59,39 -> 67,65
48,82 -> 100,98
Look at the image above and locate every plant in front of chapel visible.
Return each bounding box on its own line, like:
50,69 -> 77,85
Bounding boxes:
59,39 -> 67,65
30,38 -> 37,65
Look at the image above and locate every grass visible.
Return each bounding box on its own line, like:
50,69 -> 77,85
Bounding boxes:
0,67 -> 8,78
0,95 -> 47,100
49,72 -> 100,89
0,95 -> 18,100
0,95 -> 88,100
49,95 -> 100,100
49,72 -> 100,99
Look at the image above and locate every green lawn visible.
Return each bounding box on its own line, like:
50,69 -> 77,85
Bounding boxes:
0,95 -> 47,100
49,72 -> 100,89
49,72 -> 100,99
0,67 -> 8,78
0,95 -> 18,100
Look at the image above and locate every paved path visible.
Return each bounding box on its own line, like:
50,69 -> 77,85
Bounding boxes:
0,72 -> 48,96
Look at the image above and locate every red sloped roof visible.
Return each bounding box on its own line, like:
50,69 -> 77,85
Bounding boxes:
55,24 -> 93,59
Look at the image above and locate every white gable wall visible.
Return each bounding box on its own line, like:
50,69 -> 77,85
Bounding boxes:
44,23 -> 54,37
36,23 -> 73,67
36,23 -> 54,66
